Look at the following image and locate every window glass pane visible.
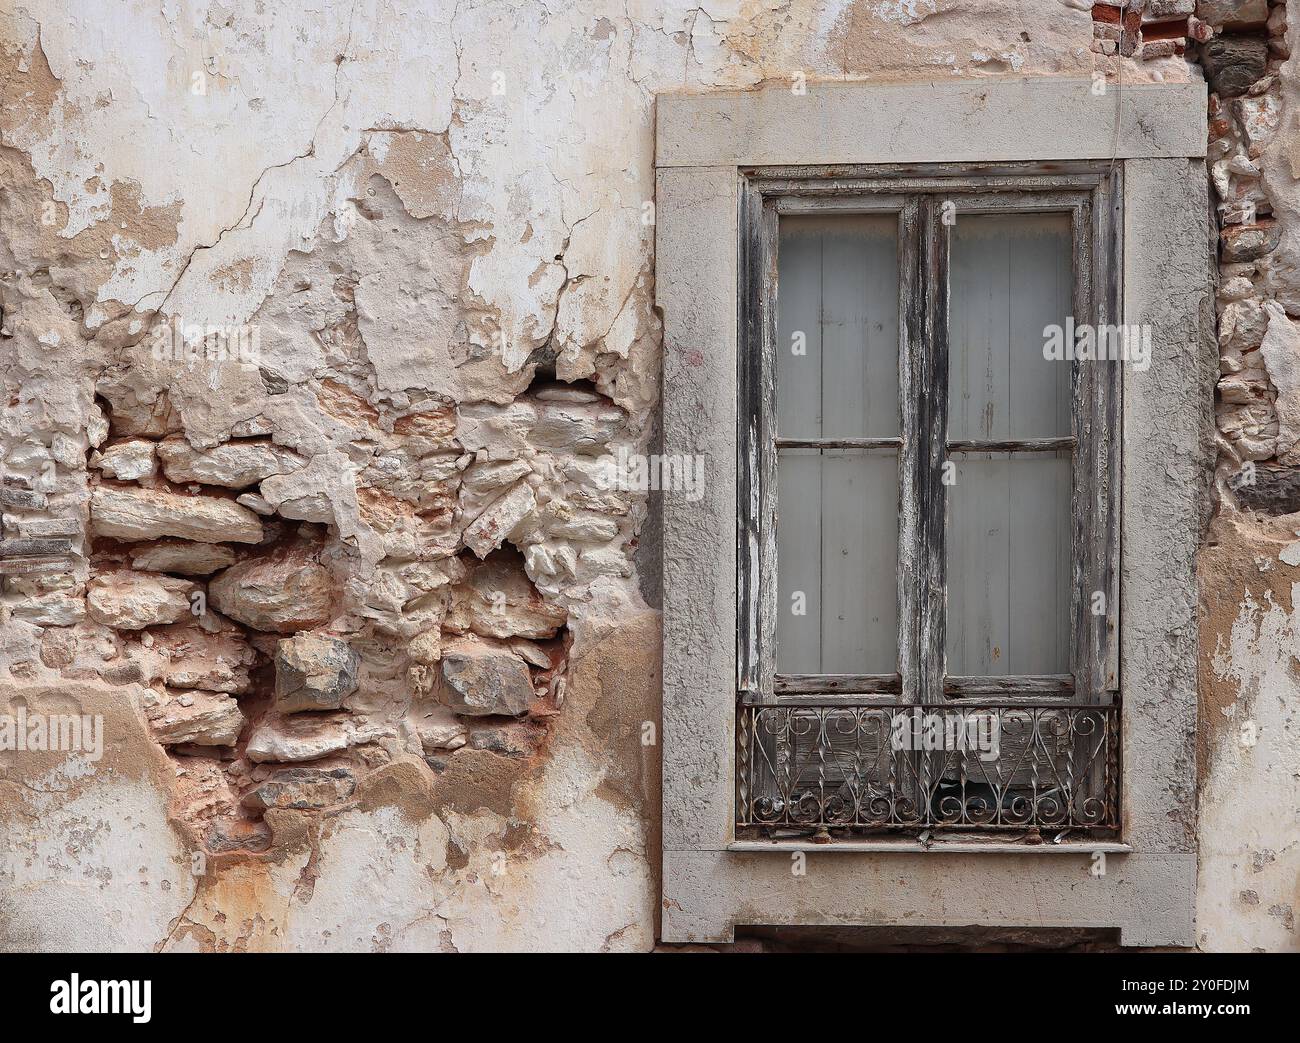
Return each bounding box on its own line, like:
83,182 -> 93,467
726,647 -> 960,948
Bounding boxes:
777,448 -> 897,674
948,212 -> 1072,440
945,452 -> 1072,675
777,214 -> 899,438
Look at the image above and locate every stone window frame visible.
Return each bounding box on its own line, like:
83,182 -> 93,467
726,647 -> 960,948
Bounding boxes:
655,78 -> 1211,947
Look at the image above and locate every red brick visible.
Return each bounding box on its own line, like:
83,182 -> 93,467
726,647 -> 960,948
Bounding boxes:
1142,17 -> 1190,42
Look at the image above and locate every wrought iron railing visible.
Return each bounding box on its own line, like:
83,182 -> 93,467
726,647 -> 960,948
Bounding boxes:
736,702 -> 1120,837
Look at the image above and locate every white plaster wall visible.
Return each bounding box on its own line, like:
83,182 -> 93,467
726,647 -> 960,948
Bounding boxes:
0,0 -> 1289,952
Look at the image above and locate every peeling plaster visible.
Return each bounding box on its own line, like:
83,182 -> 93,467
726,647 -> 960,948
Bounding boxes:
0,0 -> 1288,952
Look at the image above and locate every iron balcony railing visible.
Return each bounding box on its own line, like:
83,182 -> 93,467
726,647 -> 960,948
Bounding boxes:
737,701 -> 1120,837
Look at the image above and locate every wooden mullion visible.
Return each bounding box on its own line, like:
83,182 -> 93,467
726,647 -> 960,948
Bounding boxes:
1071,194 -> 1118,706
897,198 -> 924,707
918,196 -> 949,707
751,193 -> 781,774
737,183 -> 782,705
1070,201 -> 1091,703
737,177 -> 764,695
1067,177 -> 1121,705
1102,168 -> 1122,694
756,197 -> 780,703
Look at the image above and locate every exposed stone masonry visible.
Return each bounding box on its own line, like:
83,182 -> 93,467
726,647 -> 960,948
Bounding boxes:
15,374 -> 625,854
1189,2 -> 1300,505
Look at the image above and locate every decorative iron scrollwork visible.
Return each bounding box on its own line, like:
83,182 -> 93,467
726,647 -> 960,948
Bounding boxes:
736,702 -> 1120,836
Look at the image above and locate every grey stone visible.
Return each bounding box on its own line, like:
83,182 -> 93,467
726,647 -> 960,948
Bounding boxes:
151,616 -> 256,694
1201,35 -> 1269,98
531,383 -> 601,404
1196,0 -> 1268,29
460,457 -> 531,495
274,632 -> 359,713
528,402 -> 625,454
547,509 -> 619,542
11,592 -> 85,626
236,492 -> 276,515
463,481 -> 535,558
656,80 -> 1207,168
415,706 -> 468,752
100,662 -> 145,685
445,555 -> 567,640
1231,465 -> 1300,514
1234,93 -> 1281,154
467,722 -> 540,756
509,639 -> 553,668
1221,219 -> 1281,261
204,818 -> 272,853
440,640 -> 534,716
242,766 -> 356,810
1258,302 -> 1300,464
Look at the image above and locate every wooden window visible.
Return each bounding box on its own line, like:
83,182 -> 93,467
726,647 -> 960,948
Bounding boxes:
660,78 -> 1204,943
738,166 -> 1121,709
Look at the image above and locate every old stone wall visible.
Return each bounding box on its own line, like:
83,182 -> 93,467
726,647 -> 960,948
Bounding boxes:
1197,0 -> 1300,954
0,0 -> 1295,951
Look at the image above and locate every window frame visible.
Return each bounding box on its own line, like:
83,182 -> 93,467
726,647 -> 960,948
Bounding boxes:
655,78 -> 1209,947
738,166 -> 1122,710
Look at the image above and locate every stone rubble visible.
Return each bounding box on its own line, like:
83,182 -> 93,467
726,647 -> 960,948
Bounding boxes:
443,554 -> 568,640
156,437 -> 306,488
414,704 -> 469,753
246,713 -> 367,763
207,546 -> 335,633
463,480 -> 536,558
241,765 -> 357,810
1205,0 -> 1299,509
90,439 -> 157,481
86,571 -> 199,630
147,615 -> 257,694
128,539 -> 237,575
90,486 -> 264,544
273,632 -> 360,713
440,637 -> 537,716
144,687 -> 246,747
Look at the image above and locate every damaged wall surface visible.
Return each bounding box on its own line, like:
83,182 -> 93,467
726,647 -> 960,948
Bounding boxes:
0,0 -> 1295,951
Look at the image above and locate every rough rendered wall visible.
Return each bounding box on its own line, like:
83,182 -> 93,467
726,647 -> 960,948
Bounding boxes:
1200,0 -> 1300,955
0,0 -> 1293,951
